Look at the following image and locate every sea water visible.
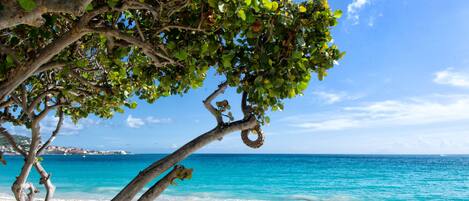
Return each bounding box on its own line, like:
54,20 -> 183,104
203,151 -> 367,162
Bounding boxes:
1,154 -> 468,200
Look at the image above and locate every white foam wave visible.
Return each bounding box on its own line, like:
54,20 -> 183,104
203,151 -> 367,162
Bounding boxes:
289,194 -> 358,201
0,192 -> 264,201
158,192 -> 265,201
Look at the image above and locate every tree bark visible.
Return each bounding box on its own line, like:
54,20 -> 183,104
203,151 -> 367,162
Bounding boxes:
34,162 -> 55,201
0,0 -> 92,30
11,122 -> 41,201
112,117 -> 257,201
2,118 -> 58,201
137,165 -> 186,201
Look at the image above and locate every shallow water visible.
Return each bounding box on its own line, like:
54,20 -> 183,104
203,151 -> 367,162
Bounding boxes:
1,154 -> 468,200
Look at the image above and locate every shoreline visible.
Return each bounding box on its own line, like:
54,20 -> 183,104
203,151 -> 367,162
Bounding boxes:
0,192 -> 267,201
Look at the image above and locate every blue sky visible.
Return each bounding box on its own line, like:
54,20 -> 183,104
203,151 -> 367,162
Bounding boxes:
9,0 -> 469,154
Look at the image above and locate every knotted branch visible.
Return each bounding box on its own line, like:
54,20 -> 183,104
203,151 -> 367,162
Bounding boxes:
240,92 -> 264,149
203,82 -> 228,125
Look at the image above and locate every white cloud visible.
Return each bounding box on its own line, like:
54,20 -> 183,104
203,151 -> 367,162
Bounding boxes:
6,116 -> 101,137
295,118 -> 360,131
145,116 -> 172,124
126,115 -> 145,128
41,116 -> 90,136
287,94 -> 469,131
434,68 -> 469,88
313,90 -> 362,104
347,0 -> 370,25
314,91 -> 343,104
126,115 -> 172,128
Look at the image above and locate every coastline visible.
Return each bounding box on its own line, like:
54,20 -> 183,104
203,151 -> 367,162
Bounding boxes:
0,192 -> 268,201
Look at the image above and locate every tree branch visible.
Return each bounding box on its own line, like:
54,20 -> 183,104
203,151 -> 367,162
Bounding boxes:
89,27 -> 175,65
156,25 -> 207,34
0,127 -> 27,157
203,82 -> 228,125
34,104 -> 61,123
27,89 -> 60,114
0,0 -> 92,29
69,70 -> 110,93
37,109 -> 63,155
240,92 -> 264,148
241,92 -> 249,117
120,1 -> 158,18
35,61 -> 67,74
0,98 -> 14,109
137,165 -> 191,201
34,162 -> 55,201
24,182 -> 38,201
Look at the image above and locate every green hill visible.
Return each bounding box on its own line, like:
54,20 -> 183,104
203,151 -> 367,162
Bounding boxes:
0,134 -> 30,147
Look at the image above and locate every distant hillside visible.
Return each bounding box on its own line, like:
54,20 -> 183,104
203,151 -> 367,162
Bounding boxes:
0,134 -> 128,155
0,134 -> 30,147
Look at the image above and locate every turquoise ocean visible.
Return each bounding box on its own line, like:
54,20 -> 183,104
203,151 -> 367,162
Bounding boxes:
1,154 -> 468,200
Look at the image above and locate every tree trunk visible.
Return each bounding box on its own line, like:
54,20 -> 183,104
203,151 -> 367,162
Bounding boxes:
11,123 -> 40,201
34,162 -> 55,201
112,117 -> 257,201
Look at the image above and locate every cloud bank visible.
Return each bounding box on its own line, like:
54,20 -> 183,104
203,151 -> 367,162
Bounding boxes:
287,94 -> 469,131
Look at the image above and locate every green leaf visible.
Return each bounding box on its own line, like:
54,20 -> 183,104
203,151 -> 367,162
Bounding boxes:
271,2 -> 278,11
107,0 -> 119,8
208,0 -> 217,8
175,50 -> 188,61
333,10 -> 343,18
218,3 -> 225,13
299,5 -> 307,13
200,43 -> 209,56
17,0 -> 37,12
221,53 -> 233,68
5,55 -> 14,67
317,69 -> 327,81
167,41 -> 176,50
85,3 -> 94,11
36,157 -> 44,162
288,88 -> 296,98
245,0 -> 251,6
129,102 -> 137,109
264,116 -> 270,124
262,0 -> 272,10
237,9 -> 246,21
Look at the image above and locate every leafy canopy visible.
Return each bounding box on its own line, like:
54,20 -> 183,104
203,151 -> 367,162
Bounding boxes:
0,0 -> 343,125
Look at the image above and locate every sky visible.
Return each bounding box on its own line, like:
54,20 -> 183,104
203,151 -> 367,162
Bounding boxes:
8,0 -> 469,154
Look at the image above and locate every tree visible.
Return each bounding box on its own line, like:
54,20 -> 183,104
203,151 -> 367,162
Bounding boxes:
0,0 -> 343,200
